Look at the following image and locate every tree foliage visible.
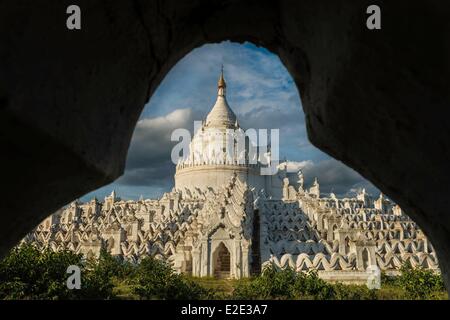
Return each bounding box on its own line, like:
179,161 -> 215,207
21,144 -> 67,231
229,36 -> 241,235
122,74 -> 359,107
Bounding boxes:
396,262 -> 445,299
0,244 -> 81,299
0,245 -> 116,299
132,256 -> 210,299
233,265 -> 377,300
0,246 -> 446,300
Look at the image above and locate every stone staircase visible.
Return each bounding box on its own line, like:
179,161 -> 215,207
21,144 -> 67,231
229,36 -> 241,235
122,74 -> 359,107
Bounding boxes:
214,251 -> 231,278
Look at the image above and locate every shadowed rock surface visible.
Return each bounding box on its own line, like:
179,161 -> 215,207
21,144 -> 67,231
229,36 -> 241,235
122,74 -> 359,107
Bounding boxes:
1,0 -> 450,292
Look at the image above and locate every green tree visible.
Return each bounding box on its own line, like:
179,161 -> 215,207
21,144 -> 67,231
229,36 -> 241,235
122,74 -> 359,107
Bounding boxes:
82,249 -> 124,299
0,245 -> 127,299
132,256 -> 209,299
397,262 -> 445,299
0,244 -> 83,299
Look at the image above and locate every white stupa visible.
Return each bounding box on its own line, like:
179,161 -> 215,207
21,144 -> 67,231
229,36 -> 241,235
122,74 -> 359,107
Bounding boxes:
174,68 -> 287,196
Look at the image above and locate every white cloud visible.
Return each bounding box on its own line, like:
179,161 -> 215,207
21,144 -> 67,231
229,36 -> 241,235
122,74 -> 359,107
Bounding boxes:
282,160 -> 314,172
137,108 -> 193,130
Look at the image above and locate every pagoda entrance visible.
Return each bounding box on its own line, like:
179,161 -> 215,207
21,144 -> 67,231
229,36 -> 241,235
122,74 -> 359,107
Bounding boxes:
213,242 -> 231,278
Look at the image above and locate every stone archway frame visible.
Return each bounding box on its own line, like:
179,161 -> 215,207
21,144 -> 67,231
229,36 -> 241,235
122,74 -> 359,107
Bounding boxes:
207,224 -> 239,278
1,1 -> 450,293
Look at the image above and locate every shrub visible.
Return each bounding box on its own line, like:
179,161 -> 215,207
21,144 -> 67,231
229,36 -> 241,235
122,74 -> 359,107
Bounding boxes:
132,256 -> 209,299
0,244 -> 83,299
232,265 -> 381,300
233,266 -> 288,299
232,265 -> 336,300
0,245 -> 125,299
380,271 -> 397,286
82,249 -> 127,299
332,283 -> 378,300
291,270 -> 336,299
397,262 -> 445,299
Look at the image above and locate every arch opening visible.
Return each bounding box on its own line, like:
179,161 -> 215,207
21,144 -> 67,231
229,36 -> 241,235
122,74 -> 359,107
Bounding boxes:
53,41 -> 438,287
213,242 -> 231,279
362,248 -> 370,270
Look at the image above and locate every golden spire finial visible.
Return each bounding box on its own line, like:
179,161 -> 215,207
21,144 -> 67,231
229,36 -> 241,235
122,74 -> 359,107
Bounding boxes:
218,65 -> 226,89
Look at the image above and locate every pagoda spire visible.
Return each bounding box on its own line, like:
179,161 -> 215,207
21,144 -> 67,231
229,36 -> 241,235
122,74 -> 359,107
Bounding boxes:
217,65 -> 226,96
204,66 -> 237,128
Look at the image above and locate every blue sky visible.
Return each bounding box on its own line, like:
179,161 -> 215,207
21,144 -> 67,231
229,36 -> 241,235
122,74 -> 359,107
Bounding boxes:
81,41 -> 379,202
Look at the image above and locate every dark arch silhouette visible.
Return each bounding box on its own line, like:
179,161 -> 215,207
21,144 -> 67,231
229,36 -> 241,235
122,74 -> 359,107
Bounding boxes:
1,1 -> 450,293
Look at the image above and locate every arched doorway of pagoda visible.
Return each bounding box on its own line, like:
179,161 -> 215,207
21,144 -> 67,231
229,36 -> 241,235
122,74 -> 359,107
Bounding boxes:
213,242 -> 231,278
